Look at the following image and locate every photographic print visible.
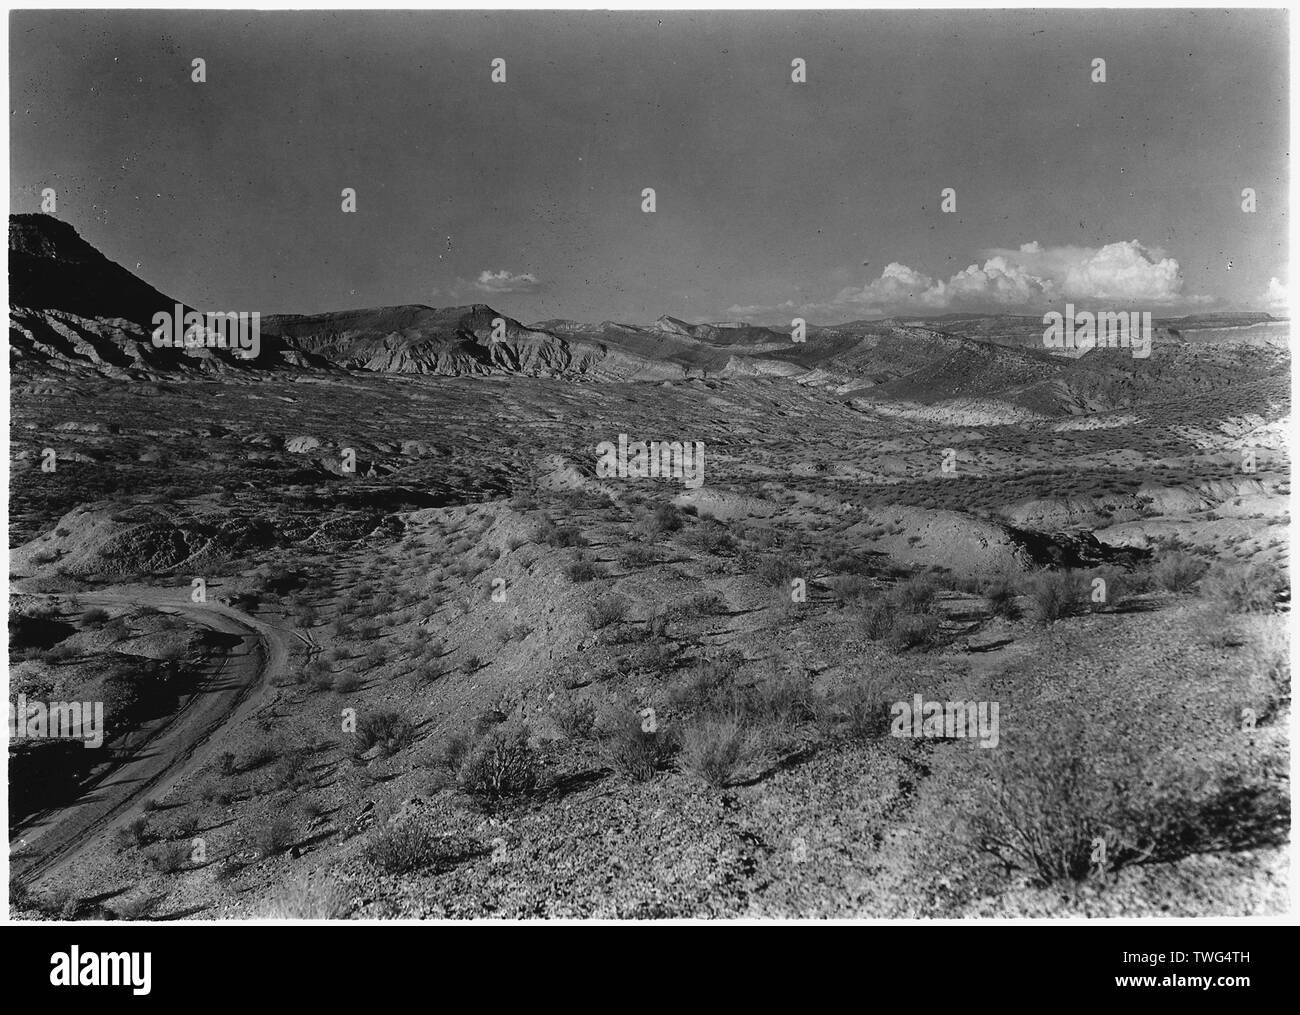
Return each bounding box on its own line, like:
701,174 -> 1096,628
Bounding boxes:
6,7 -> 1291,928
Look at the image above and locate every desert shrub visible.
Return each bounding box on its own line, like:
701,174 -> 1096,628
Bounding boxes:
641,503 -> 684,536
670,651 -> 745,714
622,639 -> 677,677
1152,551 -> 1208,593
819,678 -> 892,740
964,718 -> 1288,885
252,816 -> 294,858
1023,570 -> 1084,625
363,820 -> 444,875
354,710 -> 415,758
890,576 -> 935,614
243,740 -> 278,771
887,612 -> 940,652
565,553 -> 599,583
860,598 -> 895,640
81,607 -> 111,626
586,593 -> 630,630
554,698 -> 597,740
683,521 -> 737,556
271,747 -> 313,789
983,578 -> 1019,619
602,714 -> 676,782
685,591 -> 728,616
1248,622 -> 1290,722
412,659 -> 446,685
333,672 -> 363,694
115,895 -> 160,921
436,722 -> 478,774
829,573 -> 871,603
1201,561 -> 1285,614
964,718 -> 1125,884
744,667 -> 815,728
619,544 -> 658,569
536,517 -> 586,548
678,715 -> 749,787
754,553 -> 801,588
144,840 -> 189,874
260,879 -> 351,919
114,816 -> 151,851
457,723 -> 541,801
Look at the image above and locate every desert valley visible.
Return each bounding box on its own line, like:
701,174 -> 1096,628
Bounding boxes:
7,211 -> 1290,919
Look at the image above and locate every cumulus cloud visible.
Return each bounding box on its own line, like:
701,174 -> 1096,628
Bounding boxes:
475,269 -> 541,294
827,239 -> 1191,317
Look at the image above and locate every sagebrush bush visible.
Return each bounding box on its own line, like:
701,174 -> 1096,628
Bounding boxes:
364,820 -> 444,875
965,718 -> 1288,885
983,578 -> 1019,619
354,710 -> 415,758
669,651 -> 745,715
457,723 -> 541,800
1152,551 -> 1207,593
887,612 -> 939,652
679,715 -> 749,787
243,740 -> 278,770
640,503 -> 684,536
1201,561 -> 1284,614
860,598 -> 895,640
754,553 -> 801,589
829,573 -> 871,603
260,879 -> 351,919
252,816 -> 294,858
565,552 -> 599,583
891,576 -> 935,614
602,714 -> 676,781
144,840 -> 189,874
115,816 -> 150,851
554,698 -> 597,740
818,678 -> 892,740
586,593 -> 630,629
1023,570 -> 1084,625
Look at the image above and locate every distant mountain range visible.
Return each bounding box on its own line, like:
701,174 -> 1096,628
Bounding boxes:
8,214 -> 1289,417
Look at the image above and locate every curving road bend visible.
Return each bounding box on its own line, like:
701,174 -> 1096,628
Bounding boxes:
9,584 -> 292,889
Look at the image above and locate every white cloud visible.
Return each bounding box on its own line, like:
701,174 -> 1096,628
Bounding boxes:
475,269 -> 541,294
1265,276 -> 1288,313
828,239 -> 1191,316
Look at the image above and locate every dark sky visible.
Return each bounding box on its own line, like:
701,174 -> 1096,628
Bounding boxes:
9,9 -> 1289,323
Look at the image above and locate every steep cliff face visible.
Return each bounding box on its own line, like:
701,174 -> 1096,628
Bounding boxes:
9,214 -> 180,327
8,214 -> 333,379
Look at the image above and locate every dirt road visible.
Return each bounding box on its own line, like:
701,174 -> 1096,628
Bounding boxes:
9,584 -> 292,888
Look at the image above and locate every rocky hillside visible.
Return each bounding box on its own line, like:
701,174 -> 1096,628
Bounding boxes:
9,215 -> 1290,416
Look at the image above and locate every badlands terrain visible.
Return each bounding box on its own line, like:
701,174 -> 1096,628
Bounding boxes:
8,213 -> 1291,919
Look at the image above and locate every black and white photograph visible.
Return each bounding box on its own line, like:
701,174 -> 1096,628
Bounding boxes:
4,3 -> 1292,941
